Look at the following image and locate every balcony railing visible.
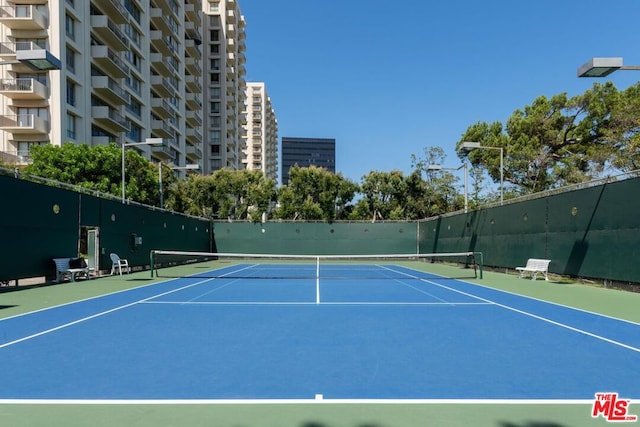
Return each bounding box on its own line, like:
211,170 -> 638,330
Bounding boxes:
0,114 -> 48,134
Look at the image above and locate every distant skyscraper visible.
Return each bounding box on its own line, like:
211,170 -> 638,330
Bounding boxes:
243,82 -> 278,182
281,137 -> 335,185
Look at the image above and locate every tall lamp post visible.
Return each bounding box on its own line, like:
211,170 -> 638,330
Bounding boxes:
461,141 -> 503,205
121,138 -> 163,203
427,163 -> 468,213
159,163 -> 199,209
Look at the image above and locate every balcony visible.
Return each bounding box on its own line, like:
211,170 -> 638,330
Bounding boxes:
150,75 -> 174,97
185,21 -> 200,40
185,74 -> 202,93
151,140 -> 175,161
92,45 -> 129,78
0,78 -> 47,100
150,31 -> 178,56
8,0 -> 48,4
0,114 -> 48,134
92,76 -> 130,105
185,57 -> 201,75
91,106 -> 129,132
226,52 -> 235,65
150,8 -> 171,35
94,0 -> 129,24
185,92 -> 202,109
185,39 -> 202,59
90,16 -> 129,51
185,126 -> 202,143
0,5 -> 47,30
150,52 -> 172,77
151,119 -> 175,138
184,3 -> 202,26
155,0 -> 178,18
186,143 -> 203,161
185,110 -> 201,126
151,97 -> 175,119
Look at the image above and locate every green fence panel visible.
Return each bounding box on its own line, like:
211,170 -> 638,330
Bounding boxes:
212,222 -> 418,255
95,198 -> 211,271
0,174 -> 211,281
546,179 -> 640,282
0,176 -> 79,281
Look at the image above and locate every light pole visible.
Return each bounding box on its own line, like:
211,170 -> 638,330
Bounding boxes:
121,138 -> 163,203
427,163 -> 468,213
159,163 -> 199,209
577,57 -> 640,78
461,141 -> 504,205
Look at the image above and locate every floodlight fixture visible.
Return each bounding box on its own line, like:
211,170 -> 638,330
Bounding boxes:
577,57 -> 640,78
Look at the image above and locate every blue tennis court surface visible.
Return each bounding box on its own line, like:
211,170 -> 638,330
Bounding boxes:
0,263 -> 638,401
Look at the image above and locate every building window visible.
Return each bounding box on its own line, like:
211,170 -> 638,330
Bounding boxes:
65,14 -> 75,40
66,80 -> 76,106
210,131 -> 221,143
126,99 -> 141,117
126,121 -> 141,142
124,0 -> 141,23
210,102 -> 220,113
66,113 -> 76,139
66,46 -> 75,73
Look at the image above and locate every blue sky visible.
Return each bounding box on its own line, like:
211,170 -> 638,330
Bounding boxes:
240,0 -> 640,185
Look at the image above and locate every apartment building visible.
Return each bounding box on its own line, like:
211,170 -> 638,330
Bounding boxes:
202,0 -> 246,174
243,82 -> 277,182
0,0 -> 204,171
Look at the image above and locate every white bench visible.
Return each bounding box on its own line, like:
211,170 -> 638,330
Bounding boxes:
516,258 -> 551,281
53,258 -> 91,283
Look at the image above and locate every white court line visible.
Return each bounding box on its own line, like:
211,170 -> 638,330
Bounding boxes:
0,398 -> 607,405
0,276 -> 219,349
141,300 -> 492,306
381,265 -> 640,353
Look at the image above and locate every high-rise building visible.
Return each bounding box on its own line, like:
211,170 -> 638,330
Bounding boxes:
202,0 -> 246,174
243,82 -> 277,182
281,137 -> 335,186
0,0 -> 205,171
0,1 -> 265,179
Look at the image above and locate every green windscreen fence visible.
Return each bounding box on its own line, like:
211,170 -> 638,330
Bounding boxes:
419,175 -> 640,283
0,173 -> 211,282
3,169 -> 640,285
211,222 -> 419,255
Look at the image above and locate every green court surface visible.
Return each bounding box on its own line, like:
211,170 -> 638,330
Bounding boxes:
1,263 -> 638,427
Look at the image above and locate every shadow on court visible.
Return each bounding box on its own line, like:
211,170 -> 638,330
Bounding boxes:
302,423 -> 384,427
499,422 -> 569,427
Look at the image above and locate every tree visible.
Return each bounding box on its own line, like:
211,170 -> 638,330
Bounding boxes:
24,142 -> 160,205
164,169 -> 277,221
274,165 -> 358,221
457,82 -> 640,196
353,170 -> 407,221
410,146 -> 466,216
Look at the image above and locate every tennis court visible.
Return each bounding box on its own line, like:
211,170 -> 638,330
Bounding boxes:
0,253 -> 638,425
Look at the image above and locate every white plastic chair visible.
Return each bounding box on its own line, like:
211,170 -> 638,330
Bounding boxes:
110,253 -> 130,275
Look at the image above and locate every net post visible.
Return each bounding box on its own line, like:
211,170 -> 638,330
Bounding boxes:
476,252 -> 483,279
150,250 -> 155,278
315,256 -> 320,304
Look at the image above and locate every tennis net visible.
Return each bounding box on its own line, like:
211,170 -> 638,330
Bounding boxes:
149,250 -> 483,280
